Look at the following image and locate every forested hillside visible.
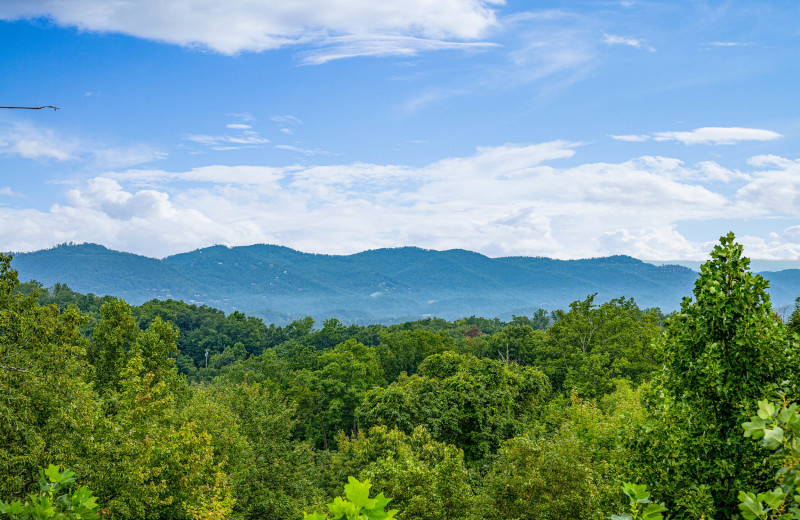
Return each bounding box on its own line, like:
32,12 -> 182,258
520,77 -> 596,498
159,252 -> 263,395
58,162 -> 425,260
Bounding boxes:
3,233 -> 800,519
13,242 -> 800,325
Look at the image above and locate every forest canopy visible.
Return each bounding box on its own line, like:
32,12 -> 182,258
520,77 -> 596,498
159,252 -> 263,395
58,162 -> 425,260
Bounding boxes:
2,233 -> 800,520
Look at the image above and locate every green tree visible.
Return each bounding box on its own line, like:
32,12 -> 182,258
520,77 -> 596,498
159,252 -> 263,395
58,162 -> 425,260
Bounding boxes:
328,426 -> 472,520
787,296 -> 800,337
359,352 -> 550,463
375,329 -> 454,382
627,233 -> 800,519
535,295 -> 661,397
182,383 -> 323,520
0,254 -> 99,497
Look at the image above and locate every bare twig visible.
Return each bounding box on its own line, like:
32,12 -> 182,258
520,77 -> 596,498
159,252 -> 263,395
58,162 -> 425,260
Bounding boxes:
0,106 -> 59,111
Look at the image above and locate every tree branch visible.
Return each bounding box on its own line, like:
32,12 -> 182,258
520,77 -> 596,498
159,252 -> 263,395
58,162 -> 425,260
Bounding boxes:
0,106 -> 59,111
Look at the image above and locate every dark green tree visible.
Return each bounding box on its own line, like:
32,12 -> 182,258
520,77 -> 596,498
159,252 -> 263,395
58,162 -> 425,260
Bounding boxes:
359,352 -> 550,463
627,232 -> 800,519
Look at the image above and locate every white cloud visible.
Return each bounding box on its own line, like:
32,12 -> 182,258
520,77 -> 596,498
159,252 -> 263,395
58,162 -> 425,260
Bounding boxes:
0,0 -> 503,57
709,41 -> 749,47
0,122 -> 164,166
3,141 -> 782,260
610,134 -> 649,142
0,186 -> 20,197
186,117 -> 270,150
271,115 -> 302,125
603,33 -> 654,51
653,127 -> 782,145
296,35 -> 498,64
0,123 -> 77,161
274,144 -> 332,156
736,156 -> 800,215
185,133 -> 270,150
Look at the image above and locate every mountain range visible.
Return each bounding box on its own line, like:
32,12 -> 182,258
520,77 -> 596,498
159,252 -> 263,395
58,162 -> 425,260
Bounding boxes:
7,243 -> 800,324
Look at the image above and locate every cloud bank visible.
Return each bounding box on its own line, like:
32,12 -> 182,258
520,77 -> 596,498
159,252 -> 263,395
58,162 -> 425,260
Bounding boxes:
2,142 -> 799,260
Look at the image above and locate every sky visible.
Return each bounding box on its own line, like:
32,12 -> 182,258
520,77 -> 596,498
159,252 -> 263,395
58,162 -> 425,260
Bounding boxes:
0,0 -> 799,261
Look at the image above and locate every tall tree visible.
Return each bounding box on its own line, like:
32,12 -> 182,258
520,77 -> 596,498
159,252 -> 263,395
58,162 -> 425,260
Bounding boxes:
627,233 -> 800,519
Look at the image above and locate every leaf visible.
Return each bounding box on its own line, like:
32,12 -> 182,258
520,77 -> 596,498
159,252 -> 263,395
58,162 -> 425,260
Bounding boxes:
739,491 -> 769,520
743,417 -> 768,438
621,482 -> 652,504
343,476 -> 376,511
642,502 -> 668,520
758,400 -> 776,420
761,487 -> 787,511
303,513 -> 329,520
763,426 -> 785,450
779,404 -> 797,424
44,464 -> 62,483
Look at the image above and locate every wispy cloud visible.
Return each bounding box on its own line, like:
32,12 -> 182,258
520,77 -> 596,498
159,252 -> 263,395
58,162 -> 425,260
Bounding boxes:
603,33 -> 654,51
611,127 -> 783,146
296,35 -> 498,65
0,186 -> 21,197
0,122 -> 165,166
653,127 -> 782,145
271,115 -> 302,125
609,134 -> 649,142
708,41 -> 750,47
186,116 -> 270,151
274,144 -> 332,156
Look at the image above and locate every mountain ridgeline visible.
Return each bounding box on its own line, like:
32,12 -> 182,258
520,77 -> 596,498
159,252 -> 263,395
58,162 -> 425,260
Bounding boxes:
9,242 -> 800,324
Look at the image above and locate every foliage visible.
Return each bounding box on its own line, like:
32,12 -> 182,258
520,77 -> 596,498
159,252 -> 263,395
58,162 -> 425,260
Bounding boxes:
359,351 -> 550,463
610,483 -> 667,520
303,477 -> 398,520
375,329 -> 455,382
534,295 -> 662,397
788,296 -> 800,337
474,386 -> 644,520
0,254 -> 99,498
626,233 -> 800,519
291,339 -> 385,449
0,465 -> 99,520
182,383 -> 323,520
329,426 -> 472,520
737,395 -> 800,519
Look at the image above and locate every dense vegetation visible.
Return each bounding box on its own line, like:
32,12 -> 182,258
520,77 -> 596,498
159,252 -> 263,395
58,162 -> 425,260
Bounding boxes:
2,233 -> 800,519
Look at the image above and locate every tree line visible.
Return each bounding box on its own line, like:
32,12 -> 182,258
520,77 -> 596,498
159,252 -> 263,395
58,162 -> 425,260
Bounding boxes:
2,232 -> 800,519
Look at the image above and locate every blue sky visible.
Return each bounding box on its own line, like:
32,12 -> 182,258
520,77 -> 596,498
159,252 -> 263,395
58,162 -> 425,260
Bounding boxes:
0,0 -> 798,261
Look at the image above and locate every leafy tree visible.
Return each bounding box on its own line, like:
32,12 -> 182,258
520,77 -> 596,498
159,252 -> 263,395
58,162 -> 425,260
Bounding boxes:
329,426 -> 472,520
0,254 -> 99,497
182,383 -> 323,520
534,295 -> 661,397
474,431 -> 605,520
359,352 -> 550,463
788,296 -> 800,337
289,339 -> 384,449
375,329 -> 454,382
474,385 -> 643,520
627,233 -> 800,518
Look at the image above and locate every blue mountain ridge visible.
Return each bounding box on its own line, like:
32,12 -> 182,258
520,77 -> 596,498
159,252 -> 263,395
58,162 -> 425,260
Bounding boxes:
7,243 -> 800,325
